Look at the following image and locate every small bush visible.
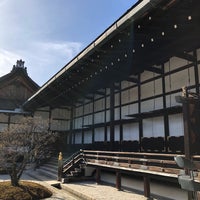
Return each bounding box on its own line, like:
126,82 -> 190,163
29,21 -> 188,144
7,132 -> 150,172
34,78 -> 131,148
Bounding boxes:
0,181 -> 52,200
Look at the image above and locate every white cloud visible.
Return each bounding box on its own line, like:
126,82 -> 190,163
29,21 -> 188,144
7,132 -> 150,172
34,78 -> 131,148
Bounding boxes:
27,41 -> 83,85
0,41 -> 83,86
0,0 -> 8,7
35,41 -> 82,64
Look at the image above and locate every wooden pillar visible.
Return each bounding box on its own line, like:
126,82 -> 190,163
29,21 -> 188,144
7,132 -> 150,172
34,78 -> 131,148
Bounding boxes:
110,83 -> 115,150
193,50 -> 199,94
104,89 -> 107,142
92,94 -> 95,143
182,99 -> 192,159
96,168 -> 101,184
119,82 -> 123,149
177,94 -> 195,200
138,75 -> 143,150
82,103 -> 85,145
48,107 -> 52,131
69,106 -> 74,145
116,171 -> 121,191
143,175 -> 150,198
162,63 -> 169,152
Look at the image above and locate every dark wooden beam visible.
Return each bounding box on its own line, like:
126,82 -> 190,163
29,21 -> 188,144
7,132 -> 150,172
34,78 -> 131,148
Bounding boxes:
176,52 -> 196,62
84,95 -> 94,101
95,91 -> 105,96
126,77 -> 139,84
145,66 -> 162,74
114,83 -> 120,91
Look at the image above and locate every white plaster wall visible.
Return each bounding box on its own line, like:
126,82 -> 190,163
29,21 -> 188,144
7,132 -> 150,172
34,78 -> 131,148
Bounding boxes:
51,120 -> 70,131
84,102 -> 93,115
74,117 -> 82,129
10,114 -> 23,123
84,130 -> 92,144
94,112 -> 104,124
94,127 -> 104,142
129,103 -> 138,115
129,87 -> 138,101
123,123 -> 139,140
115,93 -> 120,106
168,113 -> 184,136
167,57 -> 188,71
121,105 -> 134,119
107,126 -> 110,141
106,110 -> 110,122
106,96 -> 110,109
121,90 -> 129,104
141,71 -> 154,81
121,80 -> 129,89
166,93 -> 180,107
114,125 -> 120,141
141,81 -> 154,99
165,58 -> 195,93
51,108 -> 70,119
51,108 -> 70,131
83,114 -> 92,126
0,123 -> 8,131
143,116 -> 164,137
141,99 -> 154,112
94,99 -> 104,112
34,110 -> 49,120
75,132 -> 82,144
0,113 -> 8,122
171,69 -> 194,90
75,106 -> 83,117
115,107 -> 120,120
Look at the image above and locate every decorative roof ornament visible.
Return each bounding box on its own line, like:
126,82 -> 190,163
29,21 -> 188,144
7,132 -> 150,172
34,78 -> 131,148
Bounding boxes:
12,60 -> 27,73
16,59 -> 25,68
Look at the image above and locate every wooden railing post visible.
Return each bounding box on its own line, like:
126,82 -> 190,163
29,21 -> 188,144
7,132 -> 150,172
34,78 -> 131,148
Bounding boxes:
96,168 -> 101,184
116,171 -> 121,191
143,175 -> 150,198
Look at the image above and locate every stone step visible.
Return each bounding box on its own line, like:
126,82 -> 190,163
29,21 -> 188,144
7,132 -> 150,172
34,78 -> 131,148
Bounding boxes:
70,171 -> 82,177
37,167 -> 57,180
39,165 -> 57,174
74,167 -> 82,173
62,176 -> 94,183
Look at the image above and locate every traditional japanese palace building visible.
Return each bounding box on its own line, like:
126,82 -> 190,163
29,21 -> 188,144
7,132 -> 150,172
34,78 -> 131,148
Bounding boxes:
22,0 -> 200,154
1,0 -> 200,154
1,1 -> 200,198
0,60 -> 39,131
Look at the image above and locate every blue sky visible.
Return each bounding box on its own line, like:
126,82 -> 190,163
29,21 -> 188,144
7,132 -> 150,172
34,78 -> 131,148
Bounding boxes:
0,0 -> 137,86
